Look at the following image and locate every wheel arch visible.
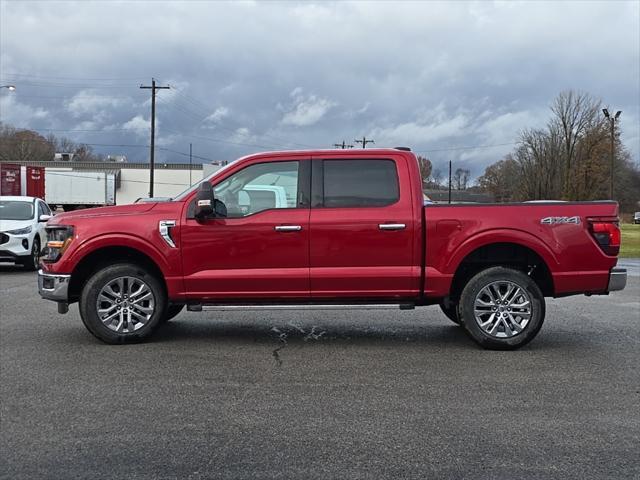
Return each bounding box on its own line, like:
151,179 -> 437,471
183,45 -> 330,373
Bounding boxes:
448,241 -> 555,301
68,245 -> 167,302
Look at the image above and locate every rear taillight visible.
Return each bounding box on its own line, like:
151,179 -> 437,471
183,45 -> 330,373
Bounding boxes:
589,221 -> 620,256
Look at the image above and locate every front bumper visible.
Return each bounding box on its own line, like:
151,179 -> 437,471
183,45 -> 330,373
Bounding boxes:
608,267 -> 627,292
38,269 -> 71,302
0,232 -> 32,261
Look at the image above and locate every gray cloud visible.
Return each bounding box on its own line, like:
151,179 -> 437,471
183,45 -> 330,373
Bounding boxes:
0,0 -> 638,176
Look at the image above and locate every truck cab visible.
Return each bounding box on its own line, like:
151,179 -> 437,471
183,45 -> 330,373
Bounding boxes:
37,149 -> 626,349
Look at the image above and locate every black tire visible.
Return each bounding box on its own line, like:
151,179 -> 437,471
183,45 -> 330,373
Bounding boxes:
162,304 -> 184,323
459,266 -> 545,350
439,299 -> 461,325
21,237 -> 40,271
79,263 -> 167,344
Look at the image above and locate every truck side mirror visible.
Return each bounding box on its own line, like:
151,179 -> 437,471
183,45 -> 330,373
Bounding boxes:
39,214 -> 52,222
194,182 -> 214,219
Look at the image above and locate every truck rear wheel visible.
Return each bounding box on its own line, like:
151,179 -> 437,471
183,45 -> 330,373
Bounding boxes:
79,263 -> 167,344
459,266 -> 545,350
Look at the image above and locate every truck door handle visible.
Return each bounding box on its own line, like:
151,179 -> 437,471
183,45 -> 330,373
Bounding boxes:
274,225 -> 302,232
379,223 -> 406,231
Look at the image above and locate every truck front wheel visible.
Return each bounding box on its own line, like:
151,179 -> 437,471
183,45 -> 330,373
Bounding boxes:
439,299 -> 460,325
161,304 -> 184,323
79,263 -> 167,344
459,267 -> 545,350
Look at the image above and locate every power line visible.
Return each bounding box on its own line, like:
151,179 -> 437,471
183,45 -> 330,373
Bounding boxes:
0,81 -> 132,89
415,142 -> 517,153
333,140 -> 353,149
6,94 -> 134,100
160,127 -> 285,150
0,136 -> 218,163
1,73 -> 147,81
43,170 -> 193,187
158,85 -> 319,149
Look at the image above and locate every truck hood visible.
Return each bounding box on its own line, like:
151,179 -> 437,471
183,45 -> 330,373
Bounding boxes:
48,203 -> 159,225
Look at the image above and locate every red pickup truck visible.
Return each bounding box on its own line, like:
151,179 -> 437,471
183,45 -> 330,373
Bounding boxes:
38,148 -> 626,349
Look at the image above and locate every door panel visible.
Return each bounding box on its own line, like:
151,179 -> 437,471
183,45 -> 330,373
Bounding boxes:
181,209 -> 310,299
309,156 -> 418,298
181,158 -> 311,300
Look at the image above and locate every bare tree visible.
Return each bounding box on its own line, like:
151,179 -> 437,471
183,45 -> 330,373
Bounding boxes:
476,90 -> 639,211
551,90 -> 602,198
452,168 -> 470,190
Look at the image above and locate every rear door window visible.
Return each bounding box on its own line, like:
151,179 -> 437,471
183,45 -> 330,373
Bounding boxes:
322,159 -> 399,208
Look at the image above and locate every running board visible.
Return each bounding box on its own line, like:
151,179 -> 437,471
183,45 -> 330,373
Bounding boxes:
187,303 -> 415,312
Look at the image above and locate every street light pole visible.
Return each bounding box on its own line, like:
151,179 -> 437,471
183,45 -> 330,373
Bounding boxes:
602,109 -> 622,199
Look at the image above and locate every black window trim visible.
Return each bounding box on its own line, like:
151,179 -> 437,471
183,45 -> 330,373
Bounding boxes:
311,157 -> 401,209
187,158 -> 311,219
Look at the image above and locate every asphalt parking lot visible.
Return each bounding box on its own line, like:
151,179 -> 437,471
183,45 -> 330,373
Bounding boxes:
1,262 -> 639,479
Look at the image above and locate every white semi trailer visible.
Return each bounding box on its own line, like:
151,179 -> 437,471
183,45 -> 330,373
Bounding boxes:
45,169 -> 117,211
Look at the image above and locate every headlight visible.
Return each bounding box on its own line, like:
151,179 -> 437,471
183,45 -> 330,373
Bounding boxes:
6,226 -> 32,235
43,226 -> 74,263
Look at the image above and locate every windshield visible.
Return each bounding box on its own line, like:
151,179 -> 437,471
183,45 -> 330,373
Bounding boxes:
172,160 -> 239,201
0,201 -> 34,221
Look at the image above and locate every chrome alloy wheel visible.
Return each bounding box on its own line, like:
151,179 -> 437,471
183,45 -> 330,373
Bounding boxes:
473,280 -> 532,338
96,276 -> 156,333
32,241 -> 40,264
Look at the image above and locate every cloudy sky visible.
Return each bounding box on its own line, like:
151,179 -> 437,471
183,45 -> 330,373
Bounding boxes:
1,0 -> 638,177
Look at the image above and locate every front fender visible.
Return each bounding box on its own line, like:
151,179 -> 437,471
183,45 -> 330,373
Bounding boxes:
61,232 -> 174,277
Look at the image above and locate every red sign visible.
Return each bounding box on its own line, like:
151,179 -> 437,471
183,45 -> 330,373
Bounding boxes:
26,166 -> 45,199
0,164 -> 22,196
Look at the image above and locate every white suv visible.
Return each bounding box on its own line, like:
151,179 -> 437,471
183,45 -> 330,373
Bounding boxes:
0,196 -> 52,270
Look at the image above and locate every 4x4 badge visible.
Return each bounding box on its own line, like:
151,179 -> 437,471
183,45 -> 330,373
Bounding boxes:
540,216 -> 581,225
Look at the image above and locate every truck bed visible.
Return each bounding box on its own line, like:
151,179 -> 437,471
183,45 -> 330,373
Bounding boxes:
423,201 -> 619,299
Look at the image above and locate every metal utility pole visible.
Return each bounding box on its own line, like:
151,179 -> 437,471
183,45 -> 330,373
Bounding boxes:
448,160 -> 452,204
189,143 -> 193,186
354,137 -> 374,148
333,140 -> 353,149
140,78 -> 170,197
602,109 -> 621,199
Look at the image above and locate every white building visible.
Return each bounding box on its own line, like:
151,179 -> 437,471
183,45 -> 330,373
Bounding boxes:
0,160 -> 225,205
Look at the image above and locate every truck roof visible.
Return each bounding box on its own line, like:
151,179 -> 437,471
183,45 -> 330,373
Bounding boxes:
242,148 -> 412,159
234,148 -> 416,163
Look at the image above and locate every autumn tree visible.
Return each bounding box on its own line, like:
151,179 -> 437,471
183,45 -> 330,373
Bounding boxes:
477,155 -> 521,202
0,124 -> 102,162
0,123 -> 54,162
477,90 -> 639,211
416,155 -> 432,183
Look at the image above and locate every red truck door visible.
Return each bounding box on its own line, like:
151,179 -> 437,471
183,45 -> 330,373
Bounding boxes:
180,157 -> 311,300
309,156 -> 418,298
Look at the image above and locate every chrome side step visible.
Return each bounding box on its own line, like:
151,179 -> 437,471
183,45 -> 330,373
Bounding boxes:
187,303 -> 415,312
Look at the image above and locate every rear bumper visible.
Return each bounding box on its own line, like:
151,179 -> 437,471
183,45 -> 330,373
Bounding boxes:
38,269 -> 71,302
608,267 -> 627,292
